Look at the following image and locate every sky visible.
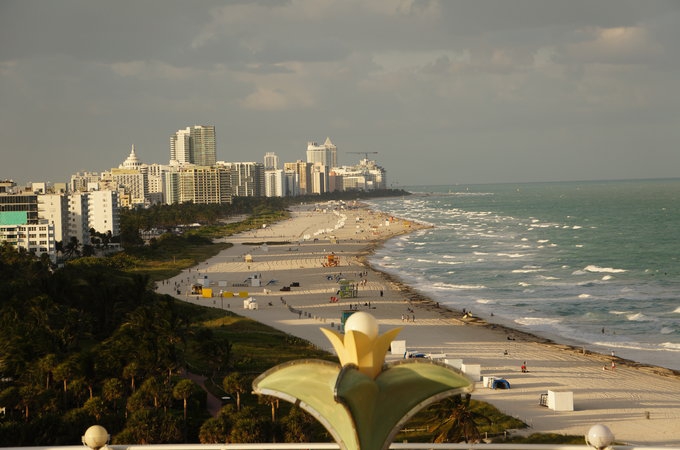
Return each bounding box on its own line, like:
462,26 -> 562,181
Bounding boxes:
1,0 -> 679,187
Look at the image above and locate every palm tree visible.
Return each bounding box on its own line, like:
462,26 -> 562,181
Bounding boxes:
102,377 -> 125,413
103,230 -> 112,248
199,417 -> 229,443
54,357 -> 79,393
258,395 -> 280,422
36,354 -> 58,389
84,396 -> 106,421
63,236 -> 81,259
199,404 -> 235,443
223,372 -> 248,412
140,376 -> 164,409
228,406 -> 270,443
426,393 -> 491,443
123,361 -> 140,392
280,406 -> 328,443
55,240 -> 64,261
172,379 -> 195,422
18,385 -> 39,420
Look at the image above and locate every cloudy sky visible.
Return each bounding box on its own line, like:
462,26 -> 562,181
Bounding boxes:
2,0 -> 679,187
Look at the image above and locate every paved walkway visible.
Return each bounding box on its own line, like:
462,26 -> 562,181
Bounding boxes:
184,370 -> 222,417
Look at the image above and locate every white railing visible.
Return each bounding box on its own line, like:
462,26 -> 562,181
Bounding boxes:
4,425 -> 677,450
4,444 -> 679,450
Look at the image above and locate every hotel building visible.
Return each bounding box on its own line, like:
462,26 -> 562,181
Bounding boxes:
170,125 -> 216,167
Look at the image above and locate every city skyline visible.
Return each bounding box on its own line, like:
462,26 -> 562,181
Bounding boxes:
2,1 -> 680,186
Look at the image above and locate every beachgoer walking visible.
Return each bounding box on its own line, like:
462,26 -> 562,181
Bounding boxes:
611,360 -> 616,371
521,361 -> 527,373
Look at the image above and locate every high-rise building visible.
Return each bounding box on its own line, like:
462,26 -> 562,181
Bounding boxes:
164,170 -> 180,205
310,163 -> 327,195
68,192 -> 91,246
306,137 -> 337,168
0,190 -> 56,259
101,168 -> 146,207
284,161 -> 312,195
283,169 -> 299,197
146,163 -> 170,205
88,190 -> 120,238
0,221 -> 55,261
39,193 -> 68,243
70,172 -> 100,193
170,125 -> 216,166
170,129 -> 191,164
0,184 -> 120,261
0,192 -> 39,224
67,190 -> 120,246
264,170 -> 284,197
120,145 -> 142,170
177,166 -> 231,205
264,152 -> 279,170
332,159 -> 387,191
219,162 -> 265,197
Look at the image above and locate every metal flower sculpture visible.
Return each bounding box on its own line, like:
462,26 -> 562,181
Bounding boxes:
252,312 -> 473,450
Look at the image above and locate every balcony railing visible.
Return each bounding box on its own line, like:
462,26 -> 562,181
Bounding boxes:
2,443 -> 678,450
2,424 -> 677,450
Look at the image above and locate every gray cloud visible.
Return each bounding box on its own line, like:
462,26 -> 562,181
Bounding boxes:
1,0 -> 679,186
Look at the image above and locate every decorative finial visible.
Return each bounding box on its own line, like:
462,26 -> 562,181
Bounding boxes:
321,311 -> 400,379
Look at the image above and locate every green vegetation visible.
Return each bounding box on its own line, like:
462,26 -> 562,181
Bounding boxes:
0,242 -> 334,445
395,394 -> 528,443
0,191 -> 579,445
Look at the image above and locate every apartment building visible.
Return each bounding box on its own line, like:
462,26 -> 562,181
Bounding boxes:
177,166 -> 231,204
170,125 -> 217,167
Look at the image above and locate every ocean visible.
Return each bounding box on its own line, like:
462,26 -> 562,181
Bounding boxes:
365,179 -> 680,371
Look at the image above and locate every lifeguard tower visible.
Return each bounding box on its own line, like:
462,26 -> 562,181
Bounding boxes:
338,279 -> 358,298
325,253 -> 339,267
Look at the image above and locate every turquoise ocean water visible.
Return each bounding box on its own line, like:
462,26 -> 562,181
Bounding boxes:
366,179 -> 680,371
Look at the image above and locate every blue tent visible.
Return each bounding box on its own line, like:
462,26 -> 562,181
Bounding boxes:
492,378 -> 511,389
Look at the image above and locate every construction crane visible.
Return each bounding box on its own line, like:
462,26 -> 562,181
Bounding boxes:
347,151 -> 378,160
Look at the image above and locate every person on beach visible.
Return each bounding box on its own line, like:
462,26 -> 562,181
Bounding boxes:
521,361 -> 528,372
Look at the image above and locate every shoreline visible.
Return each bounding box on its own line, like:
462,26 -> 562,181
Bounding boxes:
367,258 -> 680,379
157,201 -> 680,444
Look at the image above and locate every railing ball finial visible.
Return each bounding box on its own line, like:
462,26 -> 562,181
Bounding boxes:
586,424 -> 614,450
82,425 -> 110,450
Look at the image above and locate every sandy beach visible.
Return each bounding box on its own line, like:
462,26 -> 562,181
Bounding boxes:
156,202 -> 680,445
